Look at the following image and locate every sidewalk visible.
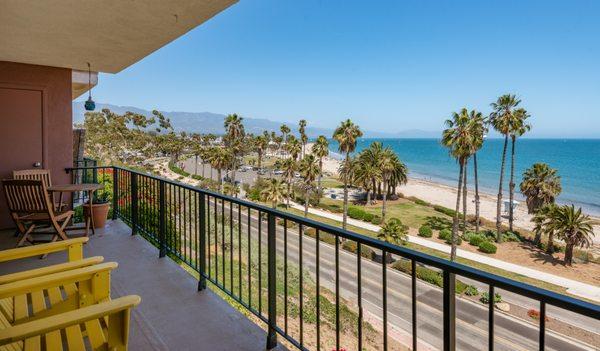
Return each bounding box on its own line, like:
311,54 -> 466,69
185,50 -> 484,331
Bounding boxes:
289,202 -> 600,303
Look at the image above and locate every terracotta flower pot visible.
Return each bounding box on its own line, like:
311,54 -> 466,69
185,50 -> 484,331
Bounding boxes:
83,202 -> 110,229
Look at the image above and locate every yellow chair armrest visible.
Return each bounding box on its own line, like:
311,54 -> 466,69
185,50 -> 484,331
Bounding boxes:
0,262 -> 117,299
0,238 -> 88,263
0,256 -> 104,285
0,295 -> 141,346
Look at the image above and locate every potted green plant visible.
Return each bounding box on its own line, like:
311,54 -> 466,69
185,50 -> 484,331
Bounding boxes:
83,191 -> 111,229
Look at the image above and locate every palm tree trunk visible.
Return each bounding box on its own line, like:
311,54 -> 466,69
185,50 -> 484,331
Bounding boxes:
194,155 -> 198,175
258,150 -> 263,170
496,135 -> 509,242
202,161 -> 205,178
218,169 -> 223,192
474,153 -> 480,233
287,178 -> 291,208
462,159 -> 468,235
382,181 -> 388,224
451,159 -> 465,261
342,153 -> 349,230
366,188 -> 371,206
546,231 -> 555,254
509,135 -> 516,232
564,243 -> 573,266
317,159 -> 323,204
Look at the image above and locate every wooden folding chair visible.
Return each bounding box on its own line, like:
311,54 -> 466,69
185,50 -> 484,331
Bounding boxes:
12,170 -> 64,211
1,180 -> 73,247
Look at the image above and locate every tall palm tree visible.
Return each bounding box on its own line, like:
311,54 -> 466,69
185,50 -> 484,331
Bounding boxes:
299,119 -> 308,159
550,205 -> 594,266
224,114 -> 245,184
354,159 -> 381,205
333,119 -> 363,230
508,108 -> 531,231
442,108 -> 475,261
261,178 -> 287,209
286,136 -> 301,161
279,158 -> 297,207
388,155 -> 408,197
377,218 -> 408,262
379,148 -> 397,223
311,136 -> 329,200
531,204 -> 557,249
280,124 -> 290,157
468,110 -> 487,233
489,94 -> 521,241
299,154 -> 320,217
254,135 -> 269,171
520,163 -> 561,214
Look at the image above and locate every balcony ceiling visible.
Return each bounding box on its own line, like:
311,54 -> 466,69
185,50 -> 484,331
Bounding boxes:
0,0 -> 237,73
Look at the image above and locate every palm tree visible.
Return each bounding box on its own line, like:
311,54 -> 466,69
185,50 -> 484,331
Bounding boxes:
377,218 -> 408,262
520,163 -> 562,214
379,148 -> 397,223
299,154 -> 320,217
279,158 -> 297,207
280,124 -> 290,157
254,135 -> 269,171
354,159 -> 381,205
388,153 -> 408,198
224,114 -> 245,184
286,136 -> 301,161
508,108 -> 531,231
442,108 -> 474,261
261,178 -> 287,208
333,119 -> 363,230
531,204 -> 556,249
311,136 -> 329,200
209,147 -> 232,192
489,94 -> 521,241
468,110 -> 487,233
550,205 -> 594,266
299,119 -> 308,159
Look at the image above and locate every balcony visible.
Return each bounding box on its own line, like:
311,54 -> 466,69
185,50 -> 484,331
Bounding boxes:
1,165 -> 598,351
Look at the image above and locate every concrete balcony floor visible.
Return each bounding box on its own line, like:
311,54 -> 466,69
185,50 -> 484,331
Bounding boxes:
0,220 -> 284,351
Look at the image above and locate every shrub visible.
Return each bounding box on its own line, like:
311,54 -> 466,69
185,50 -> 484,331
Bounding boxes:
464,285 -> 479,296
425,216 -> 452,231
438,229 -> 452,241
480,292 -> 502,304
392,260 -> 468,294
304,228 -> 337,245
342,241 -> 374,259
303,227 -> 316,236
461,231 -> 477,242
362,212 -> 374,222
371,216 -> 382,225
408,196 -> 430,206
446,235 -> 462,246
502,231 -> 522,242
478,241 -> 497,254
527,309 -> 549,321
433,205 -> 457,217
468,234 -> 486,247
277,218 -> 297,228
418,225 -> 433,238
347,206 -> 366,220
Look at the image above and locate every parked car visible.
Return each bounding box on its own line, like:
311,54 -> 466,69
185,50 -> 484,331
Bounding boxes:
273,170 -> 284,175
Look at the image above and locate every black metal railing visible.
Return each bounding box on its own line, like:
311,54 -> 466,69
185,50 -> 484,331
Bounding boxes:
67,165 -> 600,351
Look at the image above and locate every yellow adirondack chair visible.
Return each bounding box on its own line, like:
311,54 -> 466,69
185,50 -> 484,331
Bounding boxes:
0,263 -> 118,325
0,238 -> 104,286
0,295 -> 141,351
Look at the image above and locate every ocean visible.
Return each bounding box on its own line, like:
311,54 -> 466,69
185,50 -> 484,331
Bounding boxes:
327,138 -> 600,216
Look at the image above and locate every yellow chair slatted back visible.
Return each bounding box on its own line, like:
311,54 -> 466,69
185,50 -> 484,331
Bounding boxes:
12,170 -> 52,190
0,263 -> 117,325
0,295 -> 141,351
2,180 -> 53,215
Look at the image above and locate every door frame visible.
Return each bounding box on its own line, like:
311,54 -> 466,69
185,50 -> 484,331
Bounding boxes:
0,82 -> 49,168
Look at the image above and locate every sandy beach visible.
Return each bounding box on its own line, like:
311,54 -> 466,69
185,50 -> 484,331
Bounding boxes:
308,143 -> 600,243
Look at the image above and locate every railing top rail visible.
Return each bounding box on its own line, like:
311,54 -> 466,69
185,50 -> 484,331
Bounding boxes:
66,165 -> 600,319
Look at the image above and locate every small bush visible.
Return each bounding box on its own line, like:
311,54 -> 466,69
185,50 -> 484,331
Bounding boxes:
408,196 -> 430,206
371,216 -> 382,225
461,231 -> 477,242
438,229 -> 452,241
418,225 -> 433,238
464,285 -> 479,296
469,234 -> 486,247
433,205 -> 457,217
478,241 -> 498,254
502,231 -> 522,242
342,240 -> 374,259
446,235 -> 462,246
480,292 -> 502,304
277,218 -> 297,228
347,206 -> 367,220
425,216 -> 452,230
527,309 -> 549,321
392,260 -> 468,294
362,212 -> 374,222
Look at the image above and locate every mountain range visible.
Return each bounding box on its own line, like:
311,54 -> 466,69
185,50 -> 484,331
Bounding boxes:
73,102 -> 440,138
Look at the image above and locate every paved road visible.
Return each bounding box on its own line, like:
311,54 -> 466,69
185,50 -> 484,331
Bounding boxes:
205,199 -> 597,351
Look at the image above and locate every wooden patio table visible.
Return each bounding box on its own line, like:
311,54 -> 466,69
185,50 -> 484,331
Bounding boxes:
48,183 -> 104,236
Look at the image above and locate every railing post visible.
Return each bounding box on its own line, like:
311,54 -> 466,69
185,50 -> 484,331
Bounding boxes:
112,168 -> 118,220
159,181 -> 166,258
131,172 -> 138,235
198,193 -> 206,291
266,213 -> 278,349
443,271 -> 456,351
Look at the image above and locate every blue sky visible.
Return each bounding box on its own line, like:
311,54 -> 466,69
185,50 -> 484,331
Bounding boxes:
79,0 -> 600,137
